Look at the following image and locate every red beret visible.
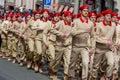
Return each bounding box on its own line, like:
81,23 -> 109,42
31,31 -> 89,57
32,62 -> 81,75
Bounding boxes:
89,12 -> 96,17
97,13 -> 103,18
6,14 -> 13,18
12,14 -> 17,18
25,13 -> 31,18
17,13 -> 22,18
41,9 -> 49,14
80,5 -> 89,10
52,12 -> 60,17
64,11 -> 72,17
102,10 -> 112,15
34,10 -> 41,15
112,12 -> 118,17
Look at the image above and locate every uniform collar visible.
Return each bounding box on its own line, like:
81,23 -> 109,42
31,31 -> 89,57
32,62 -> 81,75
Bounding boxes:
94,22 -> 97,31
80,17 -> 88,23
116,22 -> 118,26
41,18 -> 48,22
11,20 -> 13,24
103,21 -> 112,26
34,19 -> 37,21
94,22 -> 96,27
64,20 -> 71,26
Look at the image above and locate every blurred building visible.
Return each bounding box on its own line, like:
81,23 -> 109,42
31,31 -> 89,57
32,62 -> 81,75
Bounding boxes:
59,0 -> 120,16
0,0 -> 4,6
1,0 -> 43,10
55,0 -> 112,13
0,0 -> 120,16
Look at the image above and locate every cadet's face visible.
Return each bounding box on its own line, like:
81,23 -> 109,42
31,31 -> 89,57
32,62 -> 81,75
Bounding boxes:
43,12 -> 48,18
96,18 -> 100,22
112,16 -> 118,22
104,14 -> 111,22
12,17 -> 16,21
7,17 -> 11,21
26,15 -> 31,21
100,16 -> 104,22
66,15 -> 72,23
90,16 -> 96,22
81,9 -> 88,17
17,17 -> 22,21
53,16 -> 60,22
35,14 -> 40,19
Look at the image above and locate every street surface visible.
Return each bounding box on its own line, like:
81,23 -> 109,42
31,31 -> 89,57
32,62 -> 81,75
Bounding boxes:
0,58 -> 120,80
0,58 -> 51,80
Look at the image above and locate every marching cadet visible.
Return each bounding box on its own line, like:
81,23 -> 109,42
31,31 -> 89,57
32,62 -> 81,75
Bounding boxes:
49,11 -> 73,80
111,12 -> 119,80
18,13 -> 32,66
20,13 -> 36,69
6,13 -> 15,61
68,5 -> 95,80
95,12 -> 106,80
7,14 -> 18,63
31,10 -> 41,69
11,13 -> 26,65
32,9 -> 50,73
88,11 -> 97,75
90,10 -> 116,80
43,12 -> 60,78
0,14 -> 11,59
16,13 -> 26,66
8,14 -> 21,63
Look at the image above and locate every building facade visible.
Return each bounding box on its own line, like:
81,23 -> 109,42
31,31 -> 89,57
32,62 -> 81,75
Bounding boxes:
56,0 -> 120,15
0,0 -> 120,16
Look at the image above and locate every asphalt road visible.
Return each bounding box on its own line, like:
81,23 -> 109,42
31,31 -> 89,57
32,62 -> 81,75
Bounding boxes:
0,57 -> 120,80
0,58 -> 51,80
